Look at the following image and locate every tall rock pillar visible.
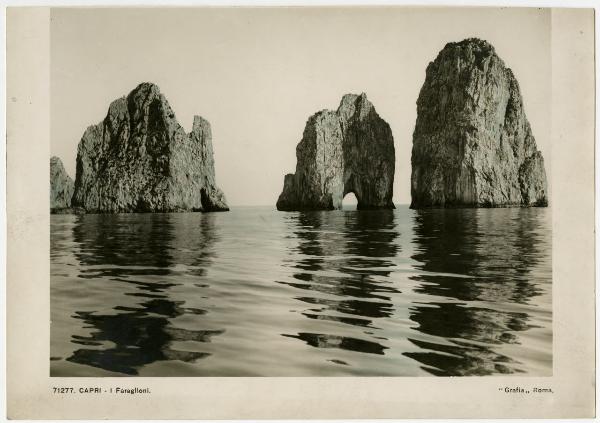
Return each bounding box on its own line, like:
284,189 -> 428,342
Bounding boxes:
411,38 -> 548,208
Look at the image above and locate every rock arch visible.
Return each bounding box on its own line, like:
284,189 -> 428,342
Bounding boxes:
276,93 -> 395,211
342,191 -> 358,209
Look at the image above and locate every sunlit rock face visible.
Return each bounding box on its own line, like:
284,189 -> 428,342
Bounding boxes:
411,38 -> 548,208
72,82 -> 229,213
50,156 -> 74,212
276,93 -> 395,211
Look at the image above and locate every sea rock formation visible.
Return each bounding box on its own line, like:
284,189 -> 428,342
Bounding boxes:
72,82 -> 228,213
50,156 -> 74,212
411,38 -> 548,208
276,93 -> 395,211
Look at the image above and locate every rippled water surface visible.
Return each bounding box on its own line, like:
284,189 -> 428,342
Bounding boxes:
51,206 -> 552,376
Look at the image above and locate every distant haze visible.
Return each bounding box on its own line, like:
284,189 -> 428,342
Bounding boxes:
51,7 -> 550,206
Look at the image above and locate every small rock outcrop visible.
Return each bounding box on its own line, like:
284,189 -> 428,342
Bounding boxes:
411,38 -> 548,208
50,156 -> 74,212
276,93 -> 395,211
72,82 -> 228,213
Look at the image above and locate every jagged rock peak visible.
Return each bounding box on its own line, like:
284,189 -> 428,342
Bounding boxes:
336,92 -> 376,121
276,93 -> 395,211
410,38 -> 548,208
435,38 -> 503,72
444,37 -> 496,51
72,82 -> 229,213
50,156 -> 74,212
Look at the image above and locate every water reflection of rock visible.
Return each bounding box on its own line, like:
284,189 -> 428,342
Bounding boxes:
411,209 -> 547,303
73,214 -> 175,277
280,210 -> 400,355
282,332 -> 388,355
405,208 -> 550,375
67,214 -> 223,375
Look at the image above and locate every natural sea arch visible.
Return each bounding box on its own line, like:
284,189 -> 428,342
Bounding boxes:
342,192 -> 358,210
275,93 -> 395,211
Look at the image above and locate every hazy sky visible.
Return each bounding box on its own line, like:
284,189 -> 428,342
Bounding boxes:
51,7 -> 550,206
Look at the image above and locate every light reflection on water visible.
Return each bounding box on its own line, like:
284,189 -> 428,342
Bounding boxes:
50,206 -> 551,376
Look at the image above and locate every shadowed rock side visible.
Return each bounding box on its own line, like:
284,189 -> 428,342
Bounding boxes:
72,82 -> 228,213
50,156 -> 74,213
277,93 -> 395,211
411,38 -> 548,208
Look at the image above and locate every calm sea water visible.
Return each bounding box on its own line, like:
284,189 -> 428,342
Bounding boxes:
51,206 -> 552,376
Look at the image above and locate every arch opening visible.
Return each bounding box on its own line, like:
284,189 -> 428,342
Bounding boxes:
342,192 -> 358,211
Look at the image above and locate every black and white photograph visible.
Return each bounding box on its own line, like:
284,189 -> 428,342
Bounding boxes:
48,7 -> 553,377
5,3 -> 596,420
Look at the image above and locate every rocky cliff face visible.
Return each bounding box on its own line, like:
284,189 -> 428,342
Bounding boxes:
72,82 -> 228,213
50,156 -> 74,212
277,93 -> 395,211
411,38 -> 548,208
